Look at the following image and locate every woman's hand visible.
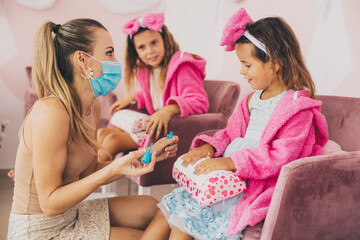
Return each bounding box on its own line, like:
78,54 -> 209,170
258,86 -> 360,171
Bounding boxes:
151,135 -> 179,162
145,104 -> 180,140
181,143 -> 215,167
110,149 -> 156,177
109,95 -> 135,115
193,157 -> 236,175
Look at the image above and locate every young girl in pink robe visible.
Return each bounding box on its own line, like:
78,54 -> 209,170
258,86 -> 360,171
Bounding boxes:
141,8 -> 329,240
97,13 -> 209,161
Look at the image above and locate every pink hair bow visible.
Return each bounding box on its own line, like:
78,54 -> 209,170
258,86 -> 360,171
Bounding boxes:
220,8 -> 252,51
122,12 -> 164,36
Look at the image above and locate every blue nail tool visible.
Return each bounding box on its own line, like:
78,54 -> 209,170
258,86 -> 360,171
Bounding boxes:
167,131 -> 174,139
141,143 -> 153,165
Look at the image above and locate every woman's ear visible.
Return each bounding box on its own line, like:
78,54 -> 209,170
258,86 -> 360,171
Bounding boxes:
73,50 -> 87,70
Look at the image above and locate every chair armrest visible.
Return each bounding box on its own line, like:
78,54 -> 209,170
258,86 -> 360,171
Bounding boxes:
167,113 -> 226,141
137,114 -> 228,187
188,129 -> 220,151
261,151 -> 360,240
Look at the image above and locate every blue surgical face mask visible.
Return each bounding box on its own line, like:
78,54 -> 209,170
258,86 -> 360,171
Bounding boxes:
82,51 -> 122,97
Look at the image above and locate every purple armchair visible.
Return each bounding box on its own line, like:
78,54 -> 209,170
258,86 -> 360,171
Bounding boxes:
193,95 -> 360,240
127,80 -> 240,194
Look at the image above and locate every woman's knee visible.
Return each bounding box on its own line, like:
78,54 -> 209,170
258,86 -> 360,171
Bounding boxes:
98,128 -> 122,145
142,195 -> 159,216
97,128 -> 108,143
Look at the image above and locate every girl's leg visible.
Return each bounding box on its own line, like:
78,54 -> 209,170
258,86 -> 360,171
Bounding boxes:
169,226 -> 194,240
141,209 -> 171,240
97,128 -> 138,161
108,195 -> 158,240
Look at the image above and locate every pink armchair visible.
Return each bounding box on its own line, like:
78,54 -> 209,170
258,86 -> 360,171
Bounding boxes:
127,80 -> 240,194
193,95 -> 360,240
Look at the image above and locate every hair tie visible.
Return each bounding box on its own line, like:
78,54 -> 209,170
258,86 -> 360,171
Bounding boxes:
52,24 -> 61,34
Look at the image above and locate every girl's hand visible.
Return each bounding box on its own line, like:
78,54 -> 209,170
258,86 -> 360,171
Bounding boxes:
151,135 -> 179,161
193,157 -> 236,175
145,108 -> 172,140
110,149 -> 156,177
109,96 -> 134,115
181,143 -> 215,167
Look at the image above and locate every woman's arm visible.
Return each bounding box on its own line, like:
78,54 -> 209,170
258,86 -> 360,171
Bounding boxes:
30,100 -> 153,217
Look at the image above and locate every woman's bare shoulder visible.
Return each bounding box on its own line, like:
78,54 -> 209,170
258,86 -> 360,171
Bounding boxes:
31,97 -> 70,124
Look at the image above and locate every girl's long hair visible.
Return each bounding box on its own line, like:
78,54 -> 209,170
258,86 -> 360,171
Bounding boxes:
124,25 -> 180,94
236,17 -> 315,98
32,19 -> 106,152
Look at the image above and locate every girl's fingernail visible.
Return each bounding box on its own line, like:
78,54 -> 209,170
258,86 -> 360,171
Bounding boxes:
156,136 -> 159,140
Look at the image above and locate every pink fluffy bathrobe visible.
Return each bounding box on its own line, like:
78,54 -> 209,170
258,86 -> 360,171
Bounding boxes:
135,51 -> 209,117
192,90 -> 329,235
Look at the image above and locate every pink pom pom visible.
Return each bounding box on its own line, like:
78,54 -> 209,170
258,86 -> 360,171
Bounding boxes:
142,13 -> 164,32
122,18 -> 140,35
220,8 -> 252,51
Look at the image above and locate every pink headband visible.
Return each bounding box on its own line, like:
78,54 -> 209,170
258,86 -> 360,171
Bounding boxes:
122,12 -> 164,38
220,8 -> 267,54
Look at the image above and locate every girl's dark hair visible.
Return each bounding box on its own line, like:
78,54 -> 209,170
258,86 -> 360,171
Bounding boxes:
236,17 -> 315,98
124,25 -> 180,94
32,18 -> 106,152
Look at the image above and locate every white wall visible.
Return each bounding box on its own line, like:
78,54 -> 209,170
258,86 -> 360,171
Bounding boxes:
0,0 -> 359,168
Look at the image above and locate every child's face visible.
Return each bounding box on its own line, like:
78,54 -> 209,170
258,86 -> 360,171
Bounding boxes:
133,30 -> 165,68
235,43 -> 274,91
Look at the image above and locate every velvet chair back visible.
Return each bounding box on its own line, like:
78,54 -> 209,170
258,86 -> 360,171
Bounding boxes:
128,80 -> 240,188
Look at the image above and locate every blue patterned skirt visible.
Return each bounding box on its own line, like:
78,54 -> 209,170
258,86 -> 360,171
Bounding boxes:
158,187 -> 244,240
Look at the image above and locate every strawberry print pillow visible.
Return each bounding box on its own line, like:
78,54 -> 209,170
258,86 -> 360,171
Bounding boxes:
110,109 -> 149,133
173,156 -> 247,207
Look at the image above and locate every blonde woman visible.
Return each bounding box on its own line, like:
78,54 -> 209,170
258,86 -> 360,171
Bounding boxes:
7,18 -> 178,240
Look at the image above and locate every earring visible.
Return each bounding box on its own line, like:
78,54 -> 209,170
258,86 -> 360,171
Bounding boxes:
81,66 -> 94,79
87,66 -> 94,77
81,72 -> 88,79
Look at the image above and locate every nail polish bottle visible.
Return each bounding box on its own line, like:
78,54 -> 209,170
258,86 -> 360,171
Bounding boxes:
141,143 -> 153,165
